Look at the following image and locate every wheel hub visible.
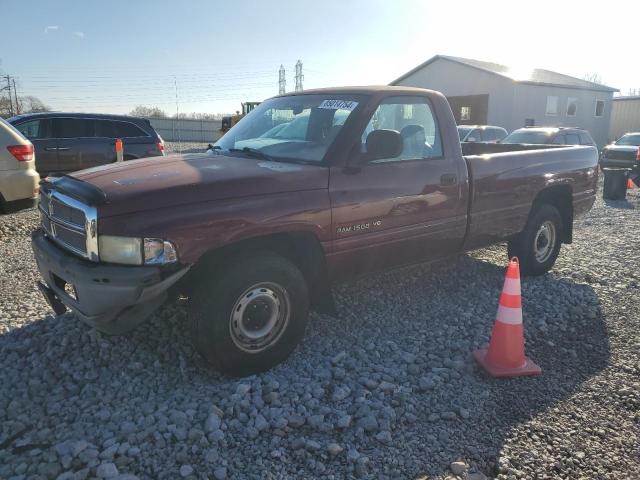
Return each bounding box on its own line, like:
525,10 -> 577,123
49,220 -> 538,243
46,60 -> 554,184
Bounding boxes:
229,283 -> 290,353
534,221 -> 556,263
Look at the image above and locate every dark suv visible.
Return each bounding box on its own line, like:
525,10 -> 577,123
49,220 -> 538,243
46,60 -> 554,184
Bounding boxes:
501,127 -> 596,146
8,113 -> 164,175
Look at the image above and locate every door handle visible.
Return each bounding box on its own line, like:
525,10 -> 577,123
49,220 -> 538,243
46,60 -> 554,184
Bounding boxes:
44,147 -> 58,151
440,173 -> 458,186
56,147 -> 70,151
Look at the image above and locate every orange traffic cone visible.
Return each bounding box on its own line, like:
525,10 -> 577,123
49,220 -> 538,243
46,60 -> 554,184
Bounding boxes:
628,178 -> 635,189
473,257 -> 542,377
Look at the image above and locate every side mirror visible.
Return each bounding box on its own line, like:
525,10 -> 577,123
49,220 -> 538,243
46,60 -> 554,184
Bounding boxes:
365,129 -> 402,161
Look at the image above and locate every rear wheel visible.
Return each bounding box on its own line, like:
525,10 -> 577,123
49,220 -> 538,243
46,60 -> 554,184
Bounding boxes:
507,204 -> 564,276
188,253 -> 309,377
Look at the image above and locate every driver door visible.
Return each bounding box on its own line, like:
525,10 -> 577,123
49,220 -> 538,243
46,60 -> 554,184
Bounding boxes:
328,95 -> 467,280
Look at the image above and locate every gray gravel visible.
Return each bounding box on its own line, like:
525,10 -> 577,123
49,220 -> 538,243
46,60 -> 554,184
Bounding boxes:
0,182 -> 638,479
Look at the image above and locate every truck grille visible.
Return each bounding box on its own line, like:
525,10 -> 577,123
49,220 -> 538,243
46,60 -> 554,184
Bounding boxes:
39,187 -> 98,261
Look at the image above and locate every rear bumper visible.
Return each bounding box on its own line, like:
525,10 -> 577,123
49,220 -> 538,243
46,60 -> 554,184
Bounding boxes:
32,229 -> 189,334
2,196 -> 38,213
0,168 -> 39,204
599,158 -> 639,169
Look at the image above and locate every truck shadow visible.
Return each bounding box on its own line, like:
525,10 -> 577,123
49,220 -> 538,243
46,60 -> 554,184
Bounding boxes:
0,253 -> 608,479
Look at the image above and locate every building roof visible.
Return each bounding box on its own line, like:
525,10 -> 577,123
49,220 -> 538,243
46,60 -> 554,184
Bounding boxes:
391,55 -> 618,93
612,95 -> 640,101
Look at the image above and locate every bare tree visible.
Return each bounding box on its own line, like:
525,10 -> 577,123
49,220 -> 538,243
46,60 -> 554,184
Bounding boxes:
19,96 -> 51,113
583,72 -> 604,85
129,105 -> 168,118
628,88 -> 640,96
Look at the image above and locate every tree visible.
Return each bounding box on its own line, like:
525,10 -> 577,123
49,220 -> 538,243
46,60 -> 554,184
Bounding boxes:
583,72 -> 604,85
129,105 -> 167,118
0,94 -> 50,118
20,96 -> 50,113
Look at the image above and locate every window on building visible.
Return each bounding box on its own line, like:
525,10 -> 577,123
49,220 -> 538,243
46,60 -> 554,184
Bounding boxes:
546,96 -> 559,116
460,106 -> 471,121
595,100 -> 605,117
524,118 -> 535,127
566,98 -> 577,117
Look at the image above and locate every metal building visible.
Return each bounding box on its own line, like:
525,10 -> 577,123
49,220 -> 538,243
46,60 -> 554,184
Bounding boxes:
390,55 -> 618,148
609,96 -> 640,141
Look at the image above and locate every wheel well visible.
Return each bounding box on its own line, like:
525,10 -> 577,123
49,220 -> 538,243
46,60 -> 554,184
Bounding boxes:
532,185 -> 573,243
184,232 -> 335,314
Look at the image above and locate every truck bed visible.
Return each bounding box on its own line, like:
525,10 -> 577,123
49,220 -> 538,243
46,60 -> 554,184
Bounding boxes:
461,143 -> 599,250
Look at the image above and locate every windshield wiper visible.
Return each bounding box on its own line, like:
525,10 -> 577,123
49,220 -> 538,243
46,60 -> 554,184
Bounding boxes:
229,147 -> 275,162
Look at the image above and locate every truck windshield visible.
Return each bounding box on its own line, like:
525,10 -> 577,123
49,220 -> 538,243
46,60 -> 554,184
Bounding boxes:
214,94 -> 365,163
502,130 -> 553,144
615,134 -> 640,146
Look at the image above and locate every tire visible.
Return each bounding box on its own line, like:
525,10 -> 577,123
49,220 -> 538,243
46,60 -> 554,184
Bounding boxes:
188,253 -> 309,377
507,204 -> 564,276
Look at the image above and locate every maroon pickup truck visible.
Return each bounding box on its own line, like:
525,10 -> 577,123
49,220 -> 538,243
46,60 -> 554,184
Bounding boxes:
32,86 -> 598,376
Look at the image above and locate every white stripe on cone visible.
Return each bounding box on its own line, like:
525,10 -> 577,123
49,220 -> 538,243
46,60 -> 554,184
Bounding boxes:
496,304 -> 522,325
502,277 -> 521,295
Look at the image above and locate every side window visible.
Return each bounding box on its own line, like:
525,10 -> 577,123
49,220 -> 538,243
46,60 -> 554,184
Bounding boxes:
15,119 -> 50,139
113,121 -> 148,138
494,129 -> 508,141
483,129 -> 497,142
362,96 -> 442,162
53,118 -> 93,138
94,120 -> 116,138
579,132 -> 594,145
467,129 -> 483,142
564,133 -> 580,145
551,135 -> 565,145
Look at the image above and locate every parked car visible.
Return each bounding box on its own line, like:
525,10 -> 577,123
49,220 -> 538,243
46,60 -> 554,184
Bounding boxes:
8,112 -> 165,175
458,125 -> 508,143
501,126 -> 596,146
0,117 -> 40,213
33,86 -> 598,376
600,132 -> 640,169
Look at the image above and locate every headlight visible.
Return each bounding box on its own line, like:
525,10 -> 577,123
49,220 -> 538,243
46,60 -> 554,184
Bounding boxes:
98,236 -> 178,265
144,238 -> 178,264
99,236 -> 143,265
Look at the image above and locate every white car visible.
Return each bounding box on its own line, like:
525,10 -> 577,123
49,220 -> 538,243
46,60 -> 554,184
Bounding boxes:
0,117 -> 40,213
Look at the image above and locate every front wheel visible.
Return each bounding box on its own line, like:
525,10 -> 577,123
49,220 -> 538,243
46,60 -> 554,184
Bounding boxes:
188,253 -> 309,377
507,204 -> 564,276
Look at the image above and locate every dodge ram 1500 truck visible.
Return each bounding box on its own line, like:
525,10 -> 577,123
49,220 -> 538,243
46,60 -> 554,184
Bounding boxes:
32,86 -> 598,376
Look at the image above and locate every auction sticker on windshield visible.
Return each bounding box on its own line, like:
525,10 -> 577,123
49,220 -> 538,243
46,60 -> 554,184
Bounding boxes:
318,99 -> 359,111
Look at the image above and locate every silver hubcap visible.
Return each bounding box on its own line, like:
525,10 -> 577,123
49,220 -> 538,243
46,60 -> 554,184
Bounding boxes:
534,221 -> 556,263
229,283 -> 290,353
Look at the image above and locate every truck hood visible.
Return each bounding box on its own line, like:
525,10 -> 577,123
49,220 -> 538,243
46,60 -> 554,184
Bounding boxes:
69,153 -> 328,216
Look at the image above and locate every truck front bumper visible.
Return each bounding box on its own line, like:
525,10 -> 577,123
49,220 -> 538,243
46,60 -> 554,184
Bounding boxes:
32,229 -> 190,334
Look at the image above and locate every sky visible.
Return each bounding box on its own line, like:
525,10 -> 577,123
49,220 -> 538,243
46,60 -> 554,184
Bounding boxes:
2,0 -> 639,115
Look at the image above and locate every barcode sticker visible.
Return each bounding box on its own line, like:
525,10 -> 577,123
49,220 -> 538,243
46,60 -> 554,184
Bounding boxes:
318,100 -> 359,111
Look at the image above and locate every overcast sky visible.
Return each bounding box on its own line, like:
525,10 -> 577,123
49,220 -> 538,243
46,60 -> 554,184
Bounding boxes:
2,0 -> 638,115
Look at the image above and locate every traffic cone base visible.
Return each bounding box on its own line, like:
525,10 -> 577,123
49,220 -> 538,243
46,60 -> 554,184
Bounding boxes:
473,347 -> 541,377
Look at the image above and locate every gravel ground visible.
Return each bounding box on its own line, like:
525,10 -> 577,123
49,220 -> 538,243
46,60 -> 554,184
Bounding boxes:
0,182 -> 638,480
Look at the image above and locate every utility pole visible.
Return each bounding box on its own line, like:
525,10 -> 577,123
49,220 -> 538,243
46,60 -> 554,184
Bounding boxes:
4,75 -> 14,116
278,64 -> 286,95
294,60 -> 303,92
12,78 -> 19,114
